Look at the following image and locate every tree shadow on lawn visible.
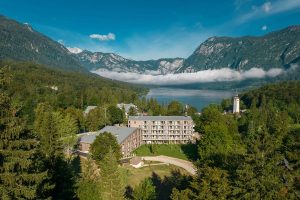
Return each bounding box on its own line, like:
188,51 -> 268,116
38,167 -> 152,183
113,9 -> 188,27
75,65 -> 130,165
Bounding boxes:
150,170 -> 193,200
124,170 -> 192,200
180,143 -> 198,161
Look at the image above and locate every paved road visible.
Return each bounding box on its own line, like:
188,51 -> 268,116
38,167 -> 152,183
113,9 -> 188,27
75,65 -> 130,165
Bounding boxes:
142,155 -> 196,175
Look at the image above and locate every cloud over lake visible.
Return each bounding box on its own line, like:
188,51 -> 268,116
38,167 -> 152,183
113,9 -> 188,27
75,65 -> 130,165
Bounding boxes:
92,67 -> 287,85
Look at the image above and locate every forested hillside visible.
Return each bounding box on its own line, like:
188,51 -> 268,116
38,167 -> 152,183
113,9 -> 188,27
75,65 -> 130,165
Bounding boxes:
0,61 -> 146,124
241,81 -> 300,111
170,81 -> 300,199
0,15 -> 84,71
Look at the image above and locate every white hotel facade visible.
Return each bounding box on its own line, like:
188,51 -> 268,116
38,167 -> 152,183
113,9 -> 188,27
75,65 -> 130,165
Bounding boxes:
128,116 -> 194,144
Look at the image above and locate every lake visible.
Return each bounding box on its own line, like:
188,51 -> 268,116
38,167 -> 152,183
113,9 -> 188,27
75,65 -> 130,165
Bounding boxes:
146,88 -> 233,111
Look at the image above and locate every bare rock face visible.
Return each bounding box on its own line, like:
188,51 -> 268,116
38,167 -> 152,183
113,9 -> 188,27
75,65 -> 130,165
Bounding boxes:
180,25 -> 300,72
74,50 -> 184,75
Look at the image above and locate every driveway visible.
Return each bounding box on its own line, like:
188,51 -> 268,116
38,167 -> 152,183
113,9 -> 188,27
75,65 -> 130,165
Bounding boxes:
142,155 -> 197,175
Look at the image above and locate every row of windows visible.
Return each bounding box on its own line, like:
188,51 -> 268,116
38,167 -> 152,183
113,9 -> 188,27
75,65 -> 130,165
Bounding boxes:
143,136 -> 191,139
141,125 -> 192,129
128,120 -> 191,125
144,120 -> 190,125
143,130 -> 192,134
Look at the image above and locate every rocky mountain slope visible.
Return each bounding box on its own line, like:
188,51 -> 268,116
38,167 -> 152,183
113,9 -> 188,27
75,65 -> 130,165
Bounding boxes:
0,15 -> 84,71
1,14 -> 299,77
0,15 -> 183,74
74,50 -> 183,74
179,25 -> 300,72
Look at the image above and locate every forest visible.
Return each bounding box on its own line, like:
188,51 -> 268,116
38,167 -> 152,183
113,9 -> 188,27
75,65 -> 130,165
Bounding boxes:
0,62 -> 299,199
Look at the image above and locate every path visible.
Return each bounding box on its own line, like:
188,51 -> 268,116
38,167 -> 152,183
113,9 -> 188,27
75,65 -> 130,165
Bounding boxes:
142,155 -> 196,175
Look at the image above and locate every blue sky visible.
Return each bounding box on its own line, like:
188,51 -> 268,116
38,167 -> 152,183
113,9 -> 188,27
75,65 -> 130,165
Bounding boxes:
0,0 -> 299,60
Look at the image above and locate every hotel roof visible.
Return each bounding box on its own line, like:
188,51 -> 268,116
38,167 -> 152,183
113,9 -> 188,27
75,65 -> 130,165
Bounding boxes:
128,116 -> 192,121
79,126 -> 138,144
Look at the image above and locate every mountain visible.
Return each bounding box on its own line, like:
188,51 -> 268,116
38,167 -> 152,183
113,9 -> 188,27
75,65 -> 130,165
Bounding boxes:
179,25 -> 300,72
74,50 -> 184,74
1,14 -> 299,79
73,25 -> 300,75
0,15 -> 85,71
0,14 -> 183,74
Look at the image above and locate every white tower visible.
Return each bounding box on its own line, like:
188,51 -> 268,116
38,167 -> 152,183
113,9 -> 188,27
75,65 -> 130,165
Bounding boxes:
233,94 -> 240,114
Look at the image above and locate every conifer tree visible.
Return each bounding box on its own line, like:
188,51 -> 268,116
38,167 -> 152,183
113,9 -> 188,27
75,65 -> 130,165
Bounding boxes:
76,158 -> 102,200
99,149 -> 124,200
34,103 -> 76,199
34,103 -> 63,159
53,112 -> 78,155
170,188 -> 192,200
190,166 -> 231,200
0,67 -> 49,199
133,178 -> 156,200
233,107 -> 284,199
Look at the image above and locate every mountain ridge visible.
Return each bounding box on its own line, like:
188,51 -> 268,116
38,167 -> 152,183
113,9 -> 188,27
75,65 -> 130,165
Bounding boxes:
74,50 -> 184,74
0,14 -> 299,78
70,25 -> 300,75
180,25 -> 300,72
0,15 -> 85,71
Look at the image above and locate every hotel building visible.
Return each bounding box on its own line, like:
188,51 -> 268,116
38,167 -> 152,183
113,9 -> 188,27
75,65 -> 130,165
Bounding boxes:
128,116 -> 194,144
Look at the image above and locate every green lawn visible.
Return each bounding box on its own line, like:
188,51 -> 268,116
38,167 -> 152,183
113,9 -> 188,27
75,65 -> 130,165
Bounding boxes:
120,164 -> 188,188
133,144 -> 198,161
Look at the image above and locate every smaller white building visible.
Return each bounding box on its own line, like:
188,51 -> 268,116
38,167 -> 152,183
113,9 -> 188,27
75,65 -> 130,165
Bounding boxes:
233,95 -> 240,114
84,106 -> 97,116
117,103 -> 138,118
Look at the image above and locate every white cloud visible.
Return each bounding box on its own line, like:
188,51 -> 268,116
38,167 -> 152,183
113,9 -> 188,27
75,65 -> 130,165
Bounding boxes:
262,2 -> 272,13
89,33 -> 116,41
92,67 -> 288,85
261,25 -> 268,30
67,47 -> 83,54
237,0 -> 300,24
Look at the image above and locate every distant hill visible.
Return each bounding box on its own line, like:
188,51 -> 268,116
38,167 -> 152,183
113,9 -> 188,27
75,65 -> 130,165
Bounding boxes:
180,26 -> 300,72
0,15 -> 85,71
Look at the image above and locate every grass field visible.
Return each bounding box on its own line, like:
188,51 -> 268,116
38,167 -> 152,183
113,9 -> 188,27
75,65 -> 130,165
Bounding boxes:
120,164 -> 189,188
133,144 -> 198,161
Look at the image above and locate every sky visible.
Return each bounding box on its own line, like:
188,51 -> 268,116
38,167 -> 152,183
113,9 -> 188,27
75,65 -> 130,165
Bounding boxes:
0,0 -> 300,60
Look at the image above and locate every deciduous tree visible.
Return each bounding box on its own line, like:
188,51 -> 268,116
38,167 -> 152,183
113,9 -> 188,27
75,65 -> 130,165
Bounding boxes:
90,132 -> 122,161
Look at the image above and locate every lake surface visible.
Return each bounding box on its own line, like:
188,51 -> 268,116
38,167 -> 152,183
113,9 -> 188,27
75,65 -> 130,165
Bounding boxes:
146,88 -> 233,111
